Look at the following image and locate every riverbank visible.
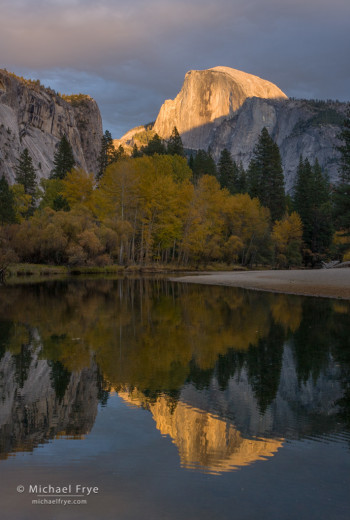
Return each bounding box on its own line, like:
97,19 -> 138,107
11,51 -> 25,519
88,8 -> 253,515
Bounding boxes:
5,262 -> 245,279
172,269 -> 350,300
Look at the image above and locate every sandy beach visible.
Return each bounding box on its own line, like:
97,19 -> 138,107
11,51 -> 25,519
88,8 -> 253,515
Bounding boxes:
172,269 -> 350,300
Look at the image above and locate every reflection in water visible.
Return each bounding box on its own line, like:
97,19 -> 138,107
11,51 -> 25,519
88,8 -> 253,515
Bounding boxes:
119,389 -> 283,474
0,278 -> 349,474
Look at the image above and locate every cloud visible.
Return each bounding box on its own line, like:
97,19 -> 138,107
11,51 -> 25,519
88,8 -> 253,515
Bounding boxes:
1,0 -> 350,136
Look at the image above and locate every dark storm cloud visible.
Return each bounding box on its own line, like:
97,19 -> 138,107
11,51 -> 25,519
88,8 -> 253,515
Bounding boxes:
1,0 -> 349,136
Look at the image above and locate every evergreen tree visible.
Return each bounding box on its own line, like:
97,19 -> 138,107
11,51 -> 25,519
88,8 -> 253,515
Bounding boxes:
167,127 -> 185,156
142,133 -> 166,156
15,148 -> 37,195
293,156 -> 333,259
236,162 -> 247,193
333,110 -> 350,236
131,143 -> 143,158
218,148 -> 238,194
247,127 -> 285,221
192,149 -> 217,182
0,176 -> 17,224
97,130 -> 117,180
51,135 -> 75,180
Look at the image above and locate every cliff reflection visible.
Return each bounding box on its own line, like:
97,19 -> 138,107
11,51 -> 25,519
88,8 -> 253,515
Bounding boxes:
0,278 -> 349,470
119,389 -> 283,474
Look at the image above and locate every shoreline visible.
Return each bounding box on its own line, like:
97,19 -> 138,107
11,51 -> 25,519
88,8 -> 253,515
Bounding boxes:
171,269 -> 350,300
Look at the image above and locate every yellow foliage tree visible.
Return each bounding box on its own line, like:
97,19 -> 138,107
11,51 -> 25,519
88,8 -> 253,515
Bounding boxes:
62,168 -> 95,211
224,194 -> 271,265
11,184 -> 32,221
272,212 -> 303,267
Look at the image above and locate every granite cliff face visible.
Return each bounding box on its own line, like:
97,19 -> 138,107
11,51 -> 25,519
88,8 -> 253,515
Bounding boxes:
153,66 -> 287,149
120,66 -> 348,191
0,70 -> 103,183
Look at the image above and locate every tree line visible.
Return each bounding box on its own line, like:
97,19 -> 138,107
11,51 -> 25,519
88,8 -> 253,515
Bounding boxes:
1,115 -> 350,270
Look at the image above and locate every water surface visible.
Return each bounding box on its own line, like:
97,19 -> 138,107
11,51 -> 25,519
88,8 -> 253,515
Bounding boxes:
0,278 -> 349,519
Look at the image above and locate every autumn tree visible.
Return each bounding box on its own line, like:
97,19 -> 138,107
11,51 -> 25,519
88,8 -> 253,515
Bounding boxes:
272,212 -> 303,267
248,127 -> 285,221
39,178 -> 70,212
224,193 -> 271,265
51,135 -> 75,180
62,168 -> 95,211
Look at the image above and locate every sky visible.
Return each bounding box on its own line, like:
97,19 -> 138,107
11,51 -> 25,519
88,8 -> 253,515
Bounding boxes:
1,0 -> 350,138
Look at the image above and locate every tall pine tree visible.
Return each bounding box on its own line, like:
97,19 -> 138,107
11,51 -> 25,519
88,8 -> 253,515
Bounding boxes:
236,162 -> 247,193
15,148 -> 37,195
0,176 -> 17,224
333,110 -> 350,237
192,149 -> 217,183
142,133 -> 166,156
167,127 -> 185,156
218,148 -> 238,194
248,127 -> 285,221
293,156 -> 332,259
51,135 -> 75,180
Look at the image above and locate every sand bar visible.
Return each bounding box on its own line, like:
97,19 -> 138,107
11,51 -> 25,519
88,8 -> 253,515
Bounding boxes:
171,269 -> 350,300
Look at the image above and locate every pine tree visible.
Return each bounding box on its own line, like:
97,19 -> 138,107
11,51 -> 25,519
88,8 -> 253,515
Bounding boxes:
0,176 -> 17,224
167,127 -> 185,156
333,110 -> 350,236
96,130 -> 117,180
247,128 -> 285,221
51,135 -> 75,180
218,149 -> 239,194
131,143 -> 143,158
142,133 -> 166,156
192,149 -> 217,182
236,162 -> 247,193
293,156 -> 333,258
15,148 -> 37,195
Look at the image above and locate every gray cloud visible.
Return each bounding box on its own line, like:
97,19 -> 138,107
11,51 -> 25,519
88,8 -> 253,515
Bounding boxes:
1,0 -> 350,137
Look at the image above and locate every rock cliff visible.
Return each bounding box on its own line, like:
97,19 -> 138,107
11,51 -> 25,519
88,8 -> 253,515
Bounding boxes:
119,67 -> 348,191
0,70 -> 103,183
153,66 -> 287,148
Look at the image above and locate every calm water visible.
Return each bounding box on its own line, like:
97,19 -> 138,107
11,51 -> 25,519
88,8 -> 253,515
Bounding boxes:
0,277 -> 349,520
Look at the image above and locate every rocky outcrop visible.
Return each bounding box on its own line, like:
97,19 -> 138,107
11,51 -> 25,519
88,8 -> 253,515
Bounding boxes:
119,66 -> 348,191
0,70 -> 103,183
